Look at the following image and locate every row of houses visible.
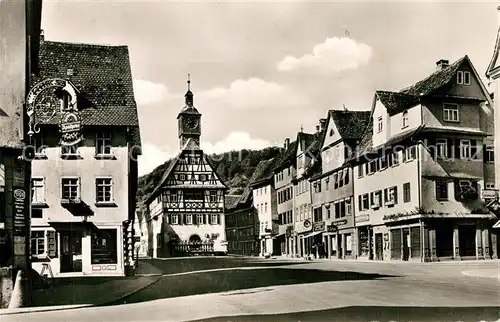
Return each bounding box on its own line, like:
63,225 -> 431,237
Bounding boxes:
225,55 -> 500,262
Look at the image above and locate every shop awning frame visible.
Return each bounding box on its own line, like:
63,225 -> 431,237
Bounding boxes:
48,221 -> 99,233
303,231 -> 323,238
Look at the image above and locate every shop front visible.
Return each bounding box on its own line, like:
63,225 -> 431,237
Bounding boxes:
31,222 -> 125,277
355,214 -> 372,260
324,218 -> 355,259
302,221 -> 325,258
294,219 -> 312,257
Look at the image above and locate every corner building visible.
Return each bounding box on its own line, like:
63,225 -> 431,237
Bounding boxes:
29,38 -> 141,276
352,56 -> 497,261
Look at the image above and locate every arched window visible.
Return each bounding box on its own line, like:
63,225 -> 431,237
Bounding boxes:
402,110 -> 409,129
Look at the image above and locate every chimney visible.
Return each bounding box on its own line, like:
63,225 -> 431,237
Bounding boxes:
40,29 -> 44,45
284,138 -> 290,149
436,59 -> 449,71
319,118 -> 327,131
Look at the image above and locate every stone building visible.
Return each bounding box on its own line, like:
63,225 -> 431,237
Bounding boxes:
28,36 -> 141,276
351,56 -> 497,261
145,81 -> 228,258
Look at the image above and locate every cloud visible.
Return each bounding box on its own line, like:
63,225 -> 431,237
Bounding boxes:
201,131 -> 272,155
133,79 -> 176,106
277,37 -> 373,73
138,142 -> 176,176
197,78 -> 307,109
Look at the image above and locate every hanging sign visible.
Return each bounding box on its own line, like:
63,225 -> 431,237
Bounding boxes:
13,188 -> 26,236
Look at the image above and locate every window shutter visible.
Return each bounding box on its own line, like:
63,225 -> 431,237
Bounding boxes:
217,214 -> 221,225
483,144 -> 487,161
454,139 -> 461,159
393,186 -> 398,204
384,188 -> 388,203
203,214 -> 207,225
369,192 -> 374,206
358,195 -> 362,210
427,138 -> 436,158
47,231 -> 57,258
471,140 -> 477,159
179,213 -> 184,225
454,180 -> 461,201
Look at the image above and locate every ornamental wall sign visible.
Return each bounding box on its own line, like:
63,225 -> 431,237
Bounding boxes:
26,78 -> 82,146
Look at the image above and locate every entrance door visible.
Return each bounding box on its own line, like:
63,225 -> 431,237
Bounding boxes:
60,231 -> 83,273
337,234 -> 343,259
402,228 -> 410,261
459,225 -> 476,257
375,233 -> 383,260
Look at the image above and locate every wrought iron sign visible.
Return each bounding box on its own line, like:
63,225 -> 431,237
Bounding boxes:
26,78 -> 82,146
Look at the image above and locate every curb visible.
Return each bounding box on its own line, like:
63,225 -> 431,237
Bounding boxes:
0,275 -> 162,316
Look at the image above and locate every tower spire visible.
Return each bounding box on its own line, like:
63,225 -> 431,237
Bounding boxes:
185,73 -> 194,106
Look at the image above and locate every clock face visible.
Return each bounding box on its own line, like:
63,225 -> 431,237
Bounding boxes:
185,116 -> 199,130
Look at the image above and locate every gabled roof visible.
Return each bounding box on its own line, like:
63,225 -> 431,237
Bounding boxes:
297,132 -> 315,152
145,138 -> 227,204
328,110 -> 371,140
400,56 -> 467,96
224,194 -> 242,211
375,91 -> 420,115
272,140 -> 297,171
249,158 -> 277,187
32,41 -> 140,130
486,21 -> 500,78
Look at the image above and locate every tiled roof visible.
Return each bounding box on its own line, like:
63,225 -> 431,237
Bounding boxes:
249,158 -> 276,187
272,140 -> 297,171
400,56 -> 467,96
297,132 -> 315,152
31,41 -> 141,145
225,195 -> 242,211
375,91 -> 420,115
302,129 -> 326,179
329,110 -> 371,139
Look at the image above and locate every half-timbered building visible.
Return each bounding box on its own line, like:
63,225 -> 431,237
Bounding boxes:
145,81 -> 228,258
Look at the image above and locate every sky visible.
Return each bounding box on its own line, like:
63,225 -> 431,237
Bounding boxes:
40,0 -> 500,176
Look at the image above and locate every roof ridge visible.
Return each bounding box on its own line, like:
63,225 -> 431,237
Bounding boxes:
43,40 -> 128,48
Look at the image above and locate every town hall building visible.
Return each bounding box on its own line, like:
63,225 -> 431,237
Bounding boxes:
145,79 -> 228,258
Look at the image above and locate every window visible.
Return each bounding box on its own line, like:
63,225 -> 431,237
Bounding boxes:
61,178 -> 79,200
443,103 -> 459,122
61,144 -> 78,156
96,132 -> 112,156
91,229 -> 117,264
486,145 -> 494,162
458,71 -> 471,85
179,174 -> 186,181
358,164 -> 364,178
30,231 -> 45,256
384,186 -> 398,205
210,214 -> 218,224
361,194 -> 369,211
326,206 -> 331,219
402,110 -> 409,128
344,168 -> 349,185
435,180 -> 448,200
436,139 -> 448,159
196,214 -> 204,224
209,191 -> 217,203
31,178 -> 45,204
486,183 -> 495,189
405,146 -> 416,161
379,155 -> 388,170
457,71 -> 464,84
313,207 -> 323,222
368,160 -> 377,174
171,214 -> 179,224
460,140 -> 471,159
185,214 -> 193,224
96,178 -> 113,203
199,174 -> 207,181
371,190 -> 382,208
264,202 -> 268,213
377,116 -> 383,133
403,182 -> 411,203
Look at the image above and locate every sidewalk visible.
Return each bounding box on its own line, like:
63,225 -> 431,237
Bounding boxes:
0,262 -> 163,316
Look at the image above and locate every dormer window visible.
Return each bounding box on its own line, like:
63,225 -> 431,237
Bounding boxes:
377,116 -> 383,133
401,110 -> 409,129
457,71 -> 471,85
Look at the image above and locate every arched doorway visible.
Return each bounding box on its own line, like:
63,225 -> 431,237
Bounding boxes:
189,234 -> 202,249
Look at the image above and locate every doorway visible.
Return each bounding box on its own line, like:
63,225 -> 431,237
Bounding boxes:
402,228 -> 410,261
60,231 -> 82,273
459,225 -> 476,257
337,234 -> 343,259
375,233 -> 383,260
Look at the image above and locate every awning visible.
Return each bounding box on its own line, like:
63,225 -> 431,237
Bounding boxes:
493,220 -> 500,229
304,231 -> 323,238
48,221 -> 99,233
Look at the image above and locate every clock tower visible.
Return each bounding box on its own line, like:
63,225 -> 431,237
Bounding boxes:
177,75 -> 202,149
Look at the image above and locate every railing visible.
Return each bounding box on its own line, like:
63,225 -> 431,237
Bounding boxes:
172,241 -> 215,257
